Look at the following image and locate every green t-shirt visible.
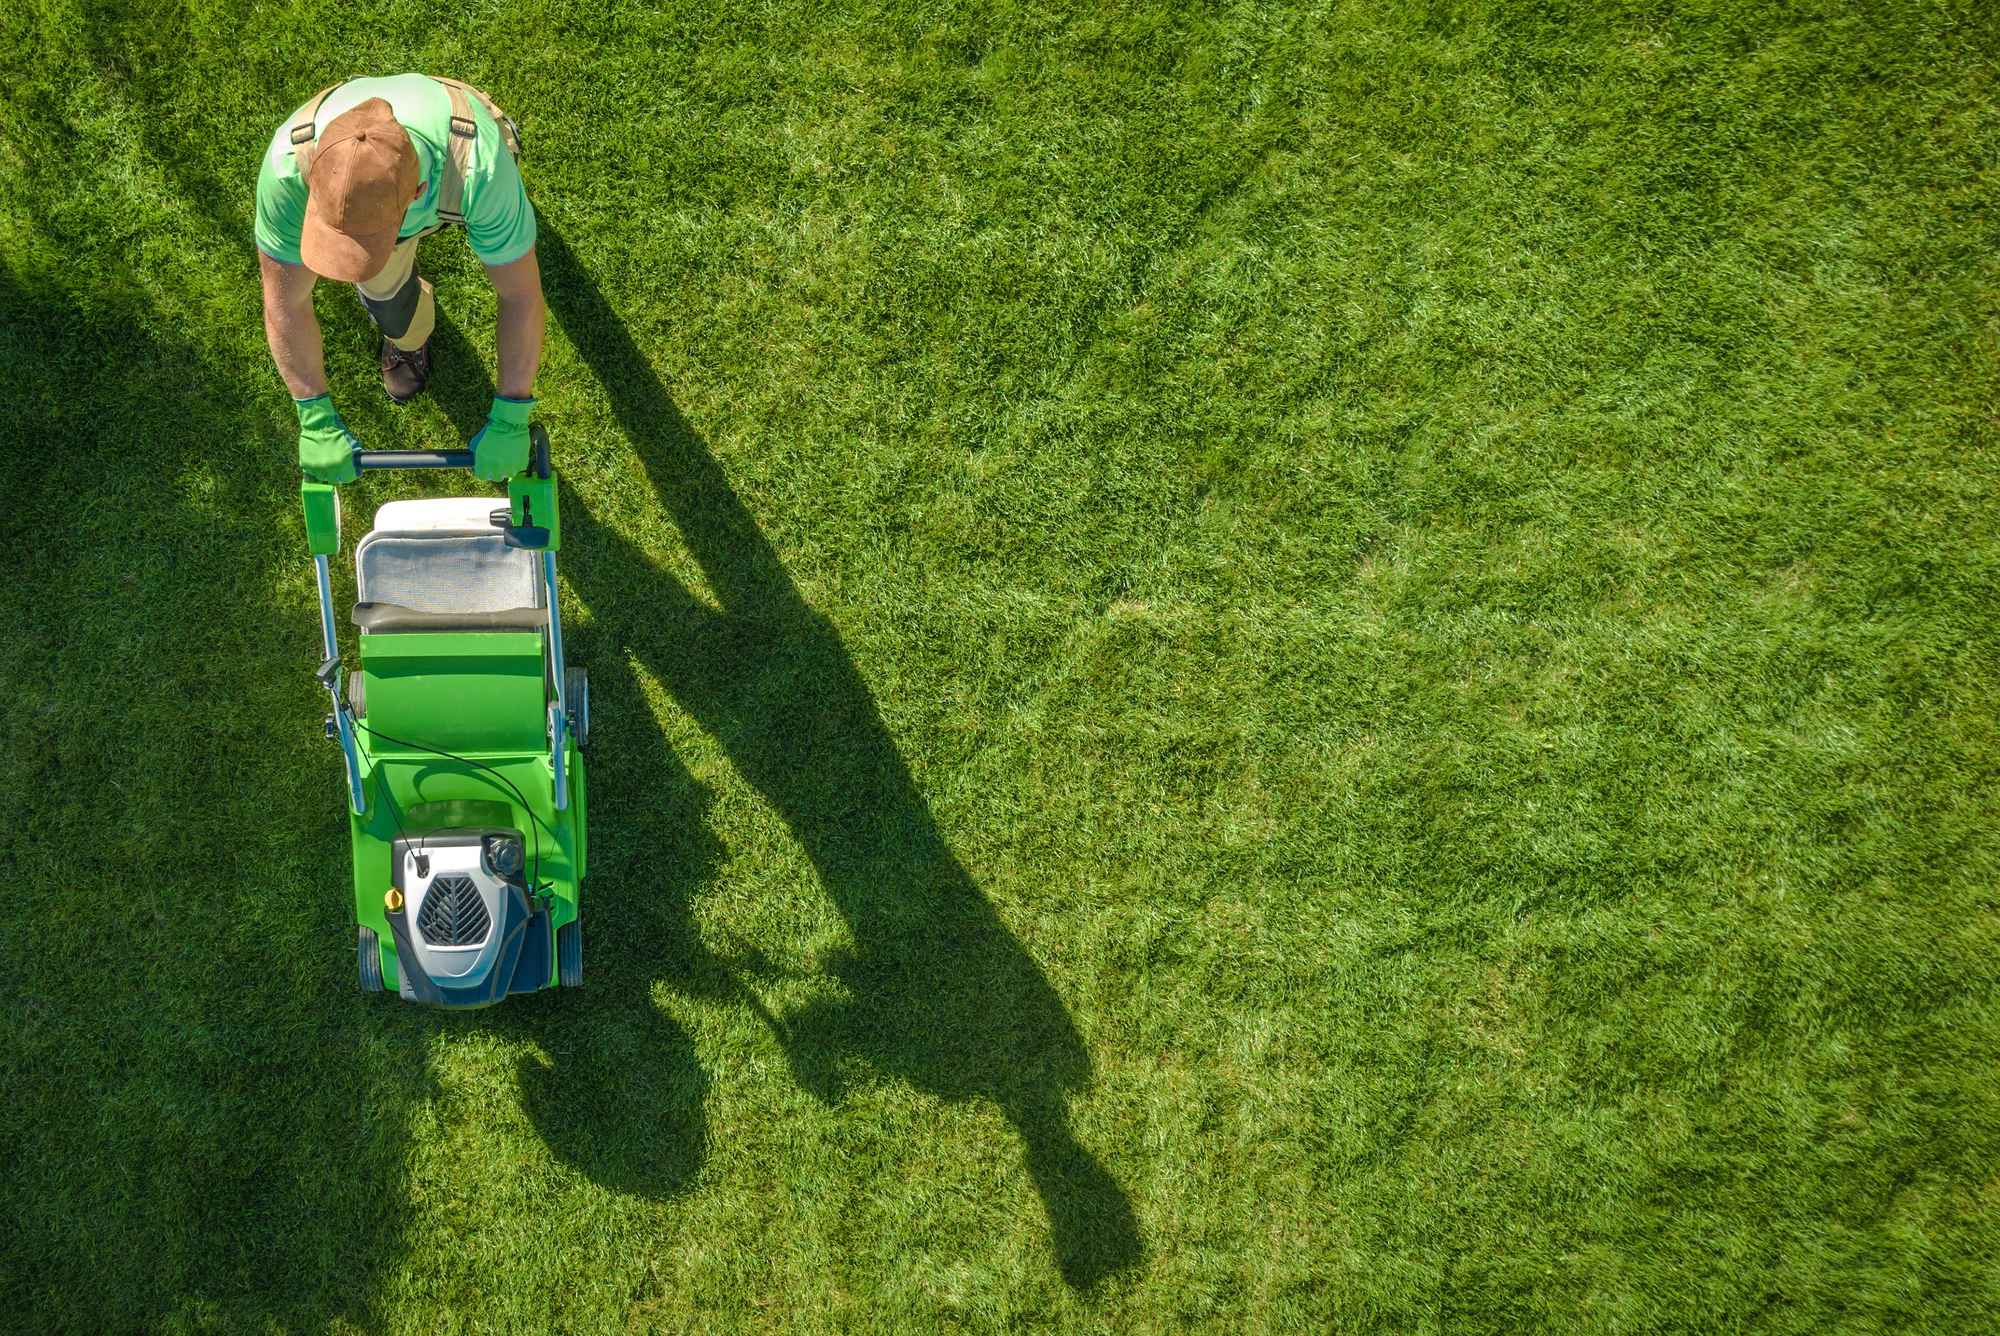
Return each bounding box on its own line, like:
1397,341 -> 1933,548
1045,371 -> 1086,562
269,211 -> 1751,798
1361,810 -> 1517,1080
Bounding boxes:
255,73 -> 536,269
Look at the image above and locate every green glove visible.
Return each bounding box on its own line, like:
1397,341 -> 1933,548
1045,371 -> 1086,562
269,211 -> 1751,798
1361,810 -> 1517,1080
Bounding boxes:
295,395 -> 359,484
472,395 -> 535,481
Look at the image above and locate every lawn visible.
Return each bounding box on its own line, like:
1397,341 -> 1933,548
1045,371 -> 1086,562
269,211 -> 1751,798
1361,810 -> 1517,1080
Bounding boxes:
3,0 -> 1998,1330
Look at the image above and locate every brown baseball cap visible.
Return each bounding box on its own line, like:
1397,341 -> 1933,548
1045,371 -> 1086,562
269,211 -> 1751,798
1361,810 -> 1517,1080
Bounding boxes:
300,98 -> 421,282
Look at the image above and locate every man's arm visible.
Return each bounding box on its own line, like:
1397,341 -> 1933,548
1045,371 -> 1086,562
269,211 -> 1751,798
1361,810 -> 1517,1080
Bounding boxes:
259,251 -> 327,398
262,249 -> 359,482
488,248 -> 544,399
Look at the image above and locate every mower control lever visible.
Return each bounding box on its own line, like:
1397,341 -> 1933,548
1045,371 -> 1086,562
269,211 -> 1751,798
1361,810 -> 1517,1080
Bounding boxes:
491,502 -> 551,551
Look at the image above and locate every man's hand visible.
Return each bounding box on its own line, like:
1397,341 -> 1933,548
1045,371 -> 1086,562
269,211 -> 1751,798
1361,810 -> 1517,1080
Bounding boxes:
295,395 -> 360,483
471,396 -> 535,481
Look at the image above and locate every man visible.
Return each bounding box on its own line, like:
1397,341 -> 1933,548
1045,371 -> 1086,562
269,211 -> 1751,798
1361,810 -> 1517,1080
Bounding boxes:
256,74 -> 543,484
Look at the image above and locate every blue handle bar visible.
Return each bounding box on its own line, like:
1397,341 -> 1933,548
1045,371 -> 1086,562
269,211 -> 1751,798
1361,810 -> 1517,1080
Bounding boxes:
352,449 -> 476,471
348,426 -> 550,477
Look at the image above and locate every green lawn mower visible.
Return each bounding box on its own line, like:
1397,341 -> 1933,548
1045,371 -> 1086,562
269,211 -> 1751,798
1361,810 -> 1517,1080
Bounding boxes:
300,425 -> 586,1008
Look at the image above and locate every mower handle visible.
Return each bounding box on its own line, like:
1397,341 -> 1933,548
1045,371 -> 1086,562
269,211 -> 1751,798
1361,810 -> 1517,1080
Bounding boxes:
349,425 -> 552,478
354,449 -> 473,471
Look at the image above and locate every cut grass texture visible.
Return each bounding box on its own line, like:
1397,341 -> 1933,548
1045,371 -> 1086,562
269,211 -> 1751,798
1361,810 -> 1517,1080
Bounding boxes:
2,1 -> 1998,1330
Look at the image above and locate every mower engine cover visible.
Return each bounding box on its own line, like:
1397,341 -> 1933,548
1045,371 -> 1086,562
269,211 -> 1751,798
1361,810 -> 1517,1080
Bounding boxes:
389,829 -> 553,1007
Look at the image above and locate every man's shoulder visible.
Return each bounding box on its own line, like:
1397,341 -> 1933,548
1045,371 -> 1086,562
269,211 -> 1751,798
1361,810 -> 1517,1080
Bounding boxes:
265,75 -> 456,152
258,117 -> 301,178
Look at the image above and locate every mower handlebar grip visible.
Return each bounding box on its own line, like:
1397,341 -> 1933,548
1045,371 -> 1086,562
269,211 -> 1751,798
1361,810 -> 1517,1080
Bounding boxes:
352,449 -> 477,472
349,426 -> 550,478
531,423 -> 551,479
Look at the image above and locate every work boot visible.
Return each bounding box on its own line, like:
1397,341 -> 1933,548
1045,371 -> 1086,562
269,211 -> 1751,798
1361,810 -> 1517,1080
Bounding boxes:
379,337 -> 432,404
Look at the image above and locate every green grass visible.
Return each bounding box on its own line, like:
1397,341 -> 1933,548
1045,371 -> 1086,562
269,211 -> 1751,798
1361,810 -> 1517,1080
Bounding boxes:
4,0 -> 1999,1330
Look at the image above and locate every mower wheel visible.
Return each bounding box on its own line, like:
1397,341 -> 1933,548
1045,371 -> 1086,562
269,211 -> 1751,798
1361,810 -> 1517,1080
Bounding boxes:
346,670 -> 365,716
357,926 -> 384,992
558,918 -> 583,987
565,666 -> 589,748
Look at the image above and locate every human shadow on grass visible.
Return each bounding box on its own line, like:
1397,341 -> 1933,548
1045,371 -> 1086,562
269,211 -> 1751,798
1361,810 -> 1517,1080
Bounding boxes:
529,225 -> 1144,1288
71,32 -> 1136,1283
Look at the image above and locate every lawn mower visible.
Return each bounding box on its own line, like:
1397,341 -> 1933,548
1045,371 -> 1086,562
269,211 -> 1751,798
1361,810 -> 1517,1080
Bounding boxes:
300,425 -> 586,1007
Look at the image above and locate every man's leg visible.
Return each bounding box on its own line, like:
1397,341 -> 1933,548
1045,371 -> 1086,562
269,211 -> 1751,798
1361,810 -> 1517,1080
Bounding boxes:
355,235 -> 435,402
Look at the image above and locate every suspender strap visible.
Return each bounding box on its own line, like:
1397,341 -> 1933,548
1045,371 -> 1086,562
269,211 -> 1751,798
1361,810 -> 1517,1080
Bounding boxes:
435,76 -> 523,159
433,77 -> 525,227
286,81 -> 345,181
435,80 -> 480,225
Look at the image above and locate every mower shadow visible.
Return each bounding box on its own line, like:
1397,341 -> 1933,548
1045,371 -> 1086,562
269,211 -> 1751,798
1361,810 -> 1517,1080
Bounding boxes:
535,226 -> 1144,1288
420,312 -> 720,1199
493,650 -> 723,1198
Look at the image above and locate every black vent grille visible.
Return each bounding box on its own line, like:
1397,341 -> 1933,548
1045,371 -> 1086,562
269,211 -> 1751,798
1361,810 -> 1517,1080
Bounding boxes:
417,875 -> 491,946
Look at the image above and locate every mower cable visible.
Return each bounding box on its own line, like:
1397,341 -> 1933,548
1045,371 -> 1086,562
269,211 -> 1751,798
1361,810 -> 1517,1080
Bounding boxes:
383,783 -> 421,876
351,721 -> 549,900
